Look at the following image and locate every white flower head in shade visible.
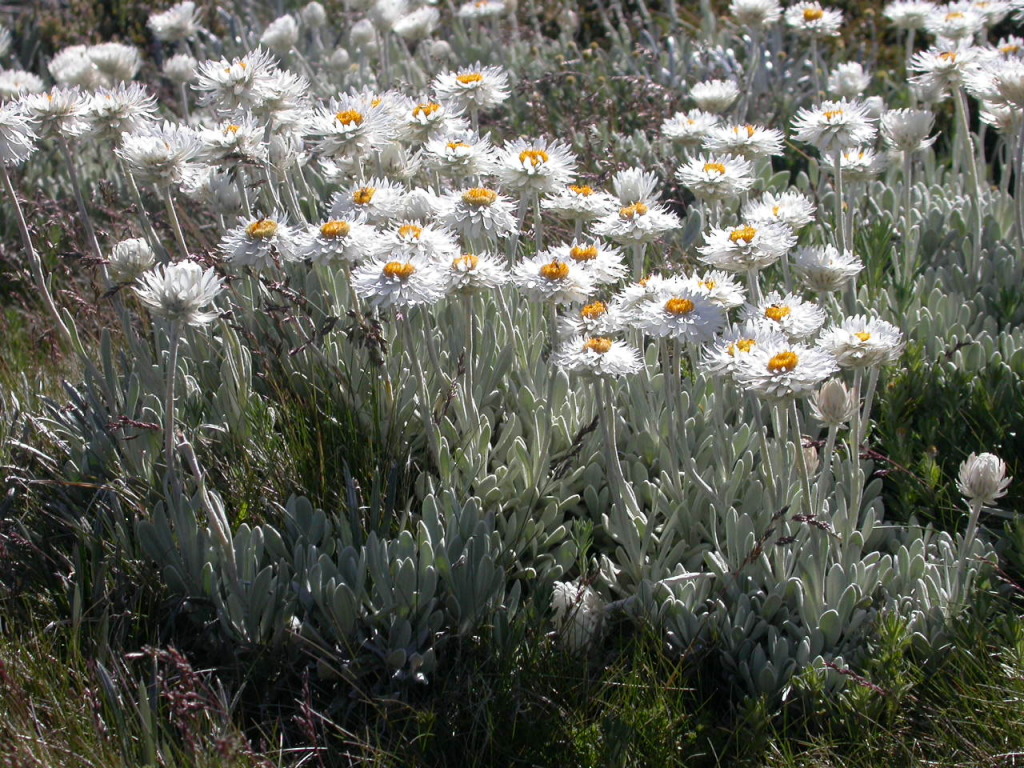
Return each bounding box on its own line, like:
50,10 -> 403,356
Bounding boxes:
108,237 -> 156,284
199,115 -> 268,166
785,1 -> 844,36
676,153 -> 755,202
559,299 -> 629,338
163,53 -> 198,85
701,320 -> 788,378
305,218 -> 380,266
734,340 -> 839,399
702,123 -> 785,159
827,62 -> 872,99
441,186 -> 519,243
134,261 -> 224,326
0,70 -> 46,101
87,42 -> 142,86
979,101 -> 1020,133
637,281 -> 728,343
85,82 -> 158,140
351,255 -> 448,309
838,146 -> 886,181
690,79 -> 741,113
19,86 -> 87,140
194,48 -> 279,114
148,1 -> 202,42
924,5 -> 984,41
996,36 -> 1024,59
965,57 -> 1024,110
403,100 -> 467,144
909,46 -> 981,98
552,238 -> 627,286
432,63 -> 510,112
260,14 -> 299,53
817,315 -> 905,368
181,167 -> 243,216
729,0 -> 783,28
378,220 -> 460,263
792,244 -> 863,292
810,378 -> 857,426
220,213 -> 306,270
393,6 -> 440,40
791,99 -> 878,154
329,177 -> 408,225
446,251 -> 510,294
542,183 -> 618,224
550,579 -> 605,652
553,336 -> 643,378
496,137 -> 578,196
457,0 -> 508,20
742,189 -> 817,231
884,0 -> 937,30
880,108 -> 937,152
683,269 -> 747,309
744,290 -> 827,339
593,200 -> 682,247
48,45 -> 99,89
957,452 -> 1011,506
423,131 -> 497,179
116,121 -> 202,186
0,103 -> 38,166
697,221 -> 796,272
661,109 -> 721,148
513,252 -> 595,305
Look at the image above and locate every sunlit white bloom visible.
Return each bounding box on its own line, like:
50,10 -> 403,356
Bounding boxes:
661,109 -> 721,147
837,146 -> 886,181
48,46 -> 99,89
261,14 -> 299,52
995,35 -> 1024,59
559,299 -> 629,338
423,131 -> 497,179
194,48 -> 279,113
85,82 -> 158,139
330,177 -> 408,224
729,0 -> 783,28
134,261 -> 224,326
592,199 -> 682,246
108,237 -> 156,284
351,255 -> 448,309
393,6 -> 440,40
744,290 -> 827,339
880,108 -> 937,151
513,252 -> 595,304
924,5 -> 984,41
220,213 -> 306,270
547,239 -> 627,286
304,218 -> 380,265
785,1 -> 844,36
792,244 -> 863,292
817,315 -> 905,367
403,100 -> 467,144
542,183 -> 618,223
965,57 -> 1024,109
441,186 -> 518,243
827,62 -> 872,99
148,1 -> 202,42
199,115 -> 268,166
884,0 -> 937,29
683,269 -> 747,309
458,0 -> 508,19
958,452 -> 1011,506
432,63 -> 510,112
496,137 -> 577,196
676,153 -> 755,201
701,320 -> 788,378
742,189 -> 816,231
697,222 -> 796,272
702,122 -> 785,159
636,282 -> 727,343
734,340 -> 839,399
19,86 -> 88,139
690,79 -> 740,113
611,167 -> 661,205
972,0 -> 1012,26
909,46 -> 981,97
553,336 -> 643,377
445,251 -> 510,293
0,103 -> 35,166
377,220 -> 460,263
979,100 -> 1020,131
116,121 -> 202,185
87,42 -> 142,86
163,53 -> 198,84
0,70 -> 45,100
791,99 -> 877,153
312,94 -> 393,158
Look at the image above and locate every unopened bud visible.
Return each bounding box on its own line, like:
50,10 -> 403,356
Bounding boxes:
810,378 -> 857,427
957,452 -> 1011,507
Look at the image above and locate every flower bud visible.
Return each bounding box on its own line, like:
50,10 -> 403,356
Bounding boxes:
163,53 -> 197,84
802,438 -> 820,476
300,1 -> 327,27
260,14 -> 299,53
957,452 -> 1011,506
810,378 -> 856,427
109,238 -> 156,284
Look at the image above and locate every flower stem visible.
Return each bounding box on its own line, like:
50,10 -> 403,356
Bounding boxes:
163,186 -> 190,260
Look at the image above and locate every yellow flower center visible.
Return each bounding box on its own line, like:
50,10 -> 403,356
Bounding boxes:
226,124 -> 241,134
320,220 -> 351,239
1001,44 -> 1020,55
246,219 -> 278,239
823,109 -> 844,121
745,124 -> 756,137
729,226 -> 757,243
803,7 -> 824,21
768,351 -> 799,373
728,338 -> 757,356
335,109 -> 364,126
855,331 -> 872,342
772,205 -> 781,216
584,337 -> 613,354
581,301 -> 607,319
452,253 -> 479,271
413,102 -> 441,118
619,202 -> 649,219
570,245 -> 599,262
569,184 -> 595,196
519,149 -> 549,167
540,261 -> 570,281
383,261 -> 416,281
353,187 -> 376,205
398,224 -> 423,239
765,305 -> 791,322
457,72 -> 484,85
940,51 -> 958,62
462,187 -> 498,206
447,141 -> 470,150
945,11 -> 964,19
371,98 -> 383,108
703,162 -> 727,174
665,297 -> 696,315
699,279 -> 717,290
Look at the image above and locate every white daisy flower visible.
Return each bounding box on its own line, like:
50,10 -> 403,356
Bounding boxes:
610,167 -> 661,206
513,252 -> 595,305
199,115 -> 268,166
702,123 -> 785,159
742,189 -> 816,231
697,222 -> 796,272
48,45 -> 99,89
305,218 -> 380,266
551,239 -> 627,286
457,0 -> 508,20
351,255 -> 448,309
377,220 -> 460,263
690,79 -> 741,113
148,1 -> 202,43
0,70 -> 46,101
496,137 -> 578,197
542,183 -> 618,224
559,300 -> 629,338
260,14 -> 300,53
19,86 -> 88,139
661,109 -> 721,148
553,336 -> 643,377
785,1 -> 844,37
329,177 -> 408,224
792,244 -> 863,292
827,62 -> 872,99
817,315 -> 905,367
744,290 -> 827,340
432,63 -> 510,113
108,237 -> 156,284
0,103 -> 38,166
441,186 -> 519,243
636,282 -> 728,343
423,131 -> 497,180
965,57 -> 1024,110
134,261 -> 224,327
181,167 -> 243,216
729,0 -> 783,28
909,46 -> 981,98
163,54 -> 198,85
880,108 -> 937,152
446,251 -> 510,294
116,121 -> 202,186
393,6 -> 440,41
734,340 -> 839,399
403,100 -> 467,144
701,320 -> 788,378
193,48 -> 279,114
220,213 -> 306,270
791,99 -> 878,154
924,5 -> 984,41
87,42 -> 141,87
85,82 -> 158,140
884,0 -> 937,30
675,153 -> 755,202
312,94 -> 393,160
957,452 -> 1011,506
837,146 -> 886,181
995,36 -> 1024,59
592,200 -> 682,247
683,269 -> 747,309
